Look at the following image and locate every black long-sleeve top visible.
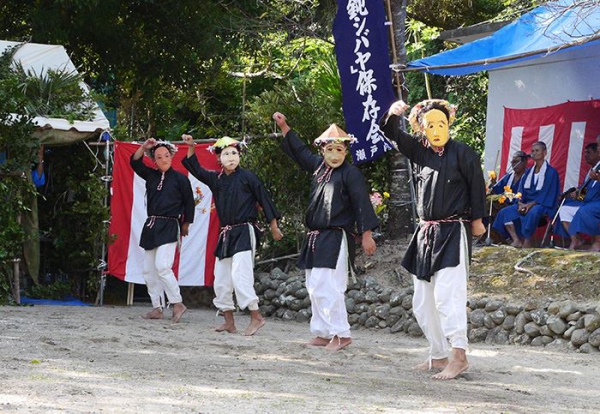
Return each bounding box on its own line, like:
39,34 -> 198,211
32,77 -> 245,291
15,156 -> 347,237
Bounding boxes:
130,155 -> 195,250
281,130 -> 379,269
381,114 -> 486,281
181,153 -> 280,259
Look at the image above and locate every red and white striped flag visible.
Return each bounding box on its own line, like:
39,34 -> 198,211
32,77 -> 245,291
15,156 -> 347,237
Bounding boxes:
108,141 -> 220,286
501,100 -> 600,191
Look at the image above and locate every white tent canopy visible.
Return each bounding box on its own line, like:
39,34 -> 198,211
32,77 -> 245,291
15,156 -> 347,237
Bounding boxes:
1,40 -> 110,144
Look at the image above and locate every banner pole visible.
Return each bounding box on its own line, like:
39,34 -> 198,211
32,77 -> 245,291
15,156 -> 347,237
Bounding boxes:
384,0 -> 417,232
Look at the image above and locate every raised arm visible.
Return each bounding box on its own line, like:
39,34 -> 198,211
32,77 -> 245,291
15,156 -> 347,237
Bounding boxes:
130,138 -> 158,179
273,111 -> 322,173
133,138 -> 157,160
180,134 -> 218,189
379,100 -> 420,160
181,134 -> 196,158
273,112 -> 290,136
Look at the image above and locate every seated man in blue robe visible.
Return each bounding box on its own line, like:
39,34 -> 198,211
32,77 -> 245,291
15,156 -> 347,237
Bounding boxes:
560,142 -> 600,251
492,141 -> 560,248
489,150 -> 528,197
485,151 -> 529,243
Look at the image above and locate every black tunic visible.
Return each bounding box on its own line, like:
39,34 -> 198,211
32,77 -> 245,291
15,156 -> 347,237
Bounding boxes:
281,130 -> 379,270
181,154 -> 280,259
130,156 -> 195,250
381,114 -> 486,281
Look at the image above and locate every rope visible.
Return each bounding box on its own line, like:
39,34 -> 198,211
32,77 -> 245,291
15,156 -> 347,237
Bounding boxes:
419,215 -> 469,246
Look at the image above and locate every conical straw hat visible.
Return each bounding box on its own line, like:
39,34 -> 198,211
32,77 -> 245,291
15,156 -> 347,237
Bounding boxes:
313,124 -> 357,146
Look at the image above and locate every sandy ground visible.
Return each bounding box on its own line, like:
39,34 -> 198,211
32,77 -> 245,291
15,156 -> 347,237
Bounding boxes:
1,305 -> 599,414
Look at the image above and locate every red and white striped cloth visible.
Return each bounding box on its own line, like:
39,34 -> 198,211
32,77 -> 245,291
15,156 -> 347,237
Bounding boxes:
108,141 -> 220,286
501,100 -> 600,191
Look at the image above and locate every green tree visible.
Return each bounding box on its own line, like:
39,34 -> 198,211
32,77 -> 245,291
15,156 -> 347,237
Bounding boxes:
244,41 -> 346,258
0,47 -> 36,303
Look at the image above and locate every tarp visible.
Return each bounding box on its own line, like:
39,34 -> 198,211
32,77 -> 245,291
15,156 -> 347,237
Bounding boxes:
405,0 -> 600,76
108,141 -> 220,287
0,40 -> 110,144
20,295 -> 91,306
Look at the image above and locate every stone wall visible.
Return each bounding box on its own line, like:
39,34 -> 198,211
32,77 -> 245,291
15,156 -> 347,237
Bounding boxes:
254,268 -> 600,353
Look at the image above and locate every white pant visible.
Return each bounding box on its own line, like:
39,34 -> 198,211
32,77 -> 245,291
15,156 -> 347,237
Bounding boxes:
559,205 -> 579,223
143,242 -> 182,309
213,225 -> 259,312
412,225 -> 469,359
305,235 -> 351,339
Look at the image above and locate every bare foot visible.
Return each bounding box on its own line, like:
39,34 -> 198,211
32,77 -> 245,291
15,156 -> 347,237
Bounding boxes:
215,323 -> 237,333
305,337 -> 330,347
589,242 -> 600,252
324,336 -> 352,351
432,360 -> 470,380
142,308 -> 164,320
215,310 -> 237,333
171,303 -> 187,323
243,316 -> 265,336
510,240 -> 523,248
412,358 -> 449,371
568,236 -> 583,250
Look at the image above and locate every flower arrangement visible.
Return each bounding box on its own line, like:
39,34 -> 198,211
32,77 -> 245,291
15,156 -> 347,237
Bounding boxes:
488,185 -> 522,204
370,191 -> 390,215
207,136 -> 248,154
486,170 -> 497,194
143,139 -> 178,159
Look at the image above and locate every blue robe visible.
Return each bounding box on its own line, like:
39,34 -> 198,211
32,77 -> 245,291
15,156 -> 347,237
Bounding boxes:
491,171 -> 522,197
570,175 -> 600,237
492,163 -> 560,239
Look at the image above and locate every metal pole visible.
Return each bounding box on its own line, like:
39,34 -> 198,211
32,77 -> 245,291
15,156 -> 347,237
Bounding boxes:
484,198 -> 494,245
85,133 -> 283,147
97,137 -> 110,306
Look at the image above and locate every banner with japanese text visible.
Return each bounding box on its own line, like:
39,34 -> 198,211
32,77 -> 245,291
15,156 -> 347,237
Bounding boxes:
333,0 -> 396,164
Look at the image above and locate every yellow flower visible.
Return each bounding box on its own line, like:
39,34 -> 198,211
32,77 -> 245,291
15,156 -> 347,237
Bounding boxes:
488,171 -> 497,180
503,185 -> 513,193
498,196 -> 507,204
383,192 -> 390,198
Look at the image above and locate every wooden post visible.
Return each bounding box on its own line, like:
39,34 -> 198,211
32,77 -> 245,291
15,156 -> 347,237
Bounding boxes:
13,212 -> 22,304
384,0 -> 416,238
127,282 -> 134,306
12,258 -> 20,304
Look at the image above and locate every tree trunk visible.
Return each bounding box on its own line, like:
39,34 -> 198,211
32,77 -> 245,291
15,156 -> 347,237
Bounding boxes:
385,0 -> 415,240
